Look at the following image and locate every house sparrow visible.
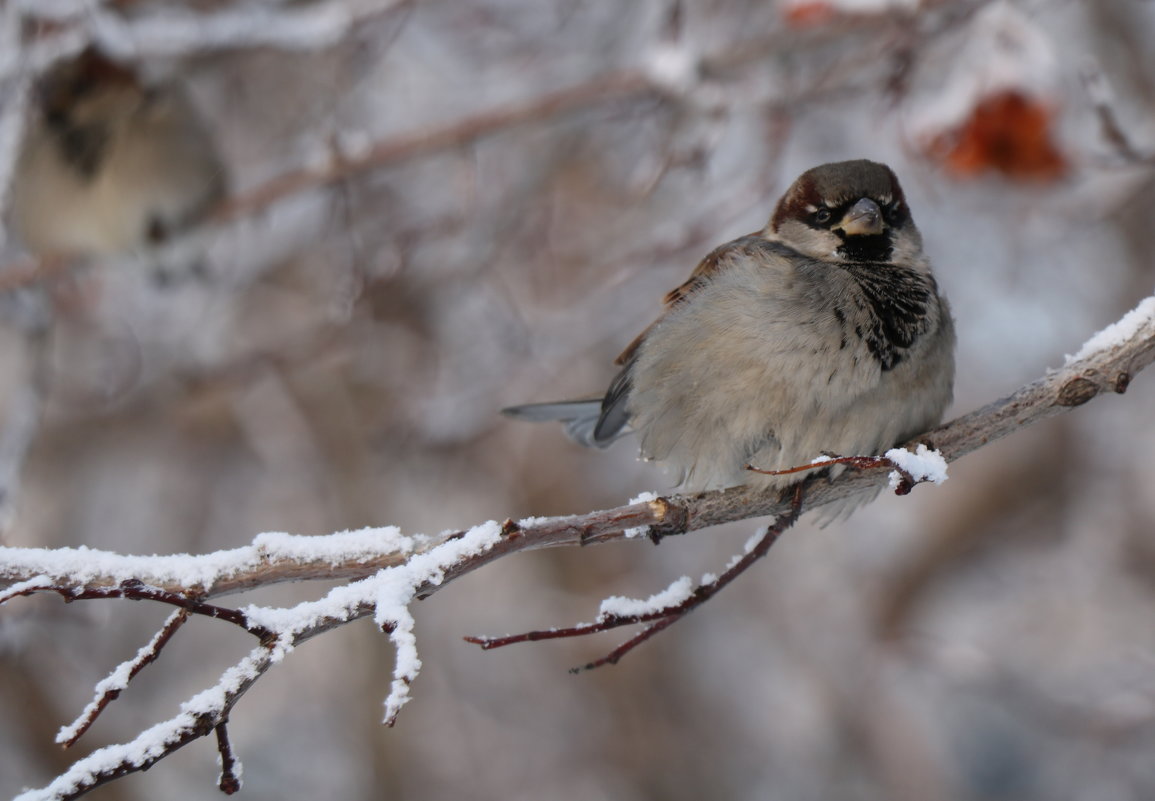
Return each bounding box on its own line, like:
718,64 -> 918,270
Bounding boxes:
7,47 -> 226,260
504,159 -> 955,495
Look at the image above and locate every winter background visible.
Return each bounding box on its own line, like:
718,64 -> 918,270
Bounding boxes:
2,1 -> 1155,799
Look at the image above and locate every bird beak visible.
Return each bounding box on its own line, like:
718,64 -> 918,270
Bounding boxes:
837,198 -> 884,237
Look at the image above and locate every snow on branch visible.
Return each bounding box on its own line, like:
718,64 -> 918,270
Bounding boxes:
6,0 -> 410,70
8,521 -> 504,801
0,527 -> 427,598
2,292 -> 1154,800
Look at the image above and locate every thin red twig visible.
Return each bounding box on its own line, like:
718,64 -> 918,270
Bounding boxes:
216,721 -> 242,794
6,578 -> 272,640
466,490 -> 805,671
746,454 -> 917,494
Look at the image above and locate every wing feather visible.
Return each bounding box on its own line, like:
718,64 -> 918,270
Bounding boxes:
613,233 -> 762,366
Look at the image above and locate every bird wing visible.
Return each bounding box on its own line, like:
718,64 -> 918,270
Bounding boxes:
612,233 -> 762,366
594,234 -> 767,444
502,398 -> 613,448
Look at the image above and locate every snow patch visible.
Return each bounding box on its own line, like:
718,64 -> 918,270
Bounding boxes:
599,576 -> 694,619
885,444 -> 949,489
644,42 -> 697,93
1066,296 -> 1155,364
9,520 -> 504,800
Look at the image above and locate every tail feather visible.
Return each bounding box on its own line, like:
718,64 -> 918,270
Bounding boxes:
502,399 -> 628,449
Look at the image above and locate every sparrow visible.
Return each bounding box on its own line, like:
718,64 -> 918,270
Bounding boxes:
7,47 -> 226,260
504,159 -> 956,495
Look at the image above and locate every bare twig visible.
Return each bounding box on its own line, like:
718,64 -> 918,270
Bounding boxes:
5,578 -> 271,640
215,722 -> 241,795
466,496 -> 805,670
747,454 -> 922,494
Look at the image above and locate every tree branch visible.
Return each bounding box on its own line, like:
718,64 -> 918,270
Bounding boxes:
5,296 -> 1152,600
2,294 -> 1153,800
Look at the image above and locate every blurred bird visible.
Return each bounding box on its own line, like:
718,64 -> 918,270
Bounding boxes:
7,47 -> 226,262
504,159 -> 955,495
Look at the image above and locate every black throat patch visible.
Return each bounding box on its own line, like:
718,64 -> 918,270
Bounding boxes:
836,231 -> 893,262
839,262 -> 935,371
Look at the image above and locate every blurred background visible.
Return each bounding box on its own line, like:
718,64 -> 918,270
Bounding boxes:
2,0 -> 1155,799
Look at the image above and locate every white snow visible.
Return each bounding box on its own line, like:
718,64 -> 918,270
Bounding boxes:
516,515 -> 553,527
91,2 -> 363,57
0,526 -> 421,595
629,491 -> 659,505
1065,295 -> 1155,364
243,520 -> 503,725
0,574 -> 52,603
885,444 -> 949,489
252,527 -> 425,565
644,42 -> 697,94
910,2 -> 1058,137
338,129 -> 374,162
6,519 -> 504,800
743,530 -> 767,554
598,575 -> 694,619
13,643 -> 267,801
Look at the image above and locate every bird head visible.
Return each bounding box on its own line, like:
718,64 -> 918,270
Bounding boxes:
766,159 -> 924,265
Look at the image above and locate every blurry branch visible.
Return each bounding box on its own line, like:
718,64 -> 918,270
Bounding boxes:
0,68 -> 663,293
1082,64 -> 1153,164
6,0 -> 412,74
1,294 -> 1153,799
213,69 -> 661,223
1,1 -> 988,292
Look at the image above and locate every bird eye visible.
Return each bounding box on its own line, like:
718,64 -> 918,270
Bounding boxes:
813,208 -> 832,225
884,200 -> 905,224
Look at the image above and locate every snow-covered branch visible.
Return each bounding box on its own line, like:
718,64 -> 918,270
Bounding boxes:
7,294 -> 1151,599
1,292 -> 1153,800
